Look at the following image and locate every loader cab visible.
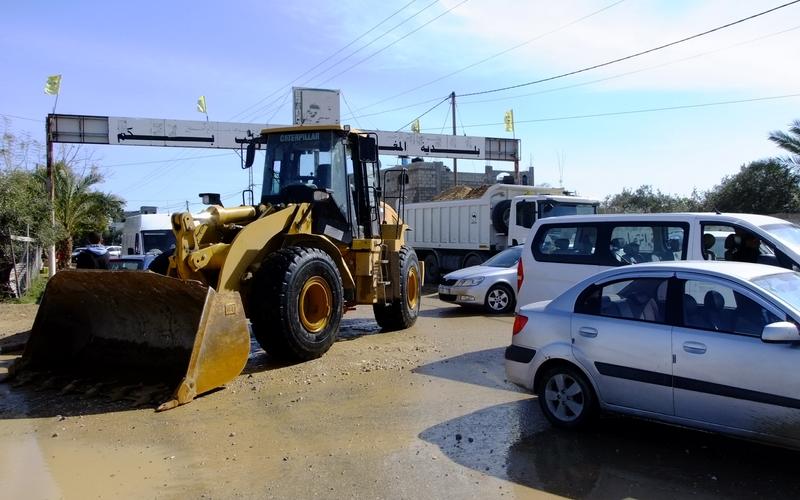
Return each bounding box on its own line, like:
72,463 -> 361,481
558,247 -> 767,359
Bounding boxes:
258,127 -> 380,243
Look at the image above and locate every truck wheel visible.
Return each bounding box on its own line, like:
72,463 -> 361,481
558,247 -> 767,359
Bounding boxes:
373,246 -> 421,331
491,200 -> 512,234
251,247 -> 343,361
463,252 -> 484,268
423,253 -> 439,285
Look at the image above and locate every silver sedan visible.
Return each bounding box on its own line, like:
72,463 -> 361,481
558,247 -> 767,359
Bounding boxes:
438,246 -> 521,314
506,261 -> 800,449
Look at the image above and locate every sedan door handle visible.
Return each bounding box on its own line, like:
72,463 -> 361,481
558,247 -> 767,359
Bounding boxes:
578,327 -> 598,338
683,341 -> 707,355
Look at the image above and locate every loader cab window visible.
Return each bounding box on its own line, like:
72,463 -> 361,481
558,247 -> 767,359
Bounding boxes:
261,130 -> 349,217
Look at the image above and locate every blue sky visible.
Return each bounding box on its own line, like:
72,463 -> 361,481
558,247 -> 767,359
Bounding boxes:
2,0 -> 799,211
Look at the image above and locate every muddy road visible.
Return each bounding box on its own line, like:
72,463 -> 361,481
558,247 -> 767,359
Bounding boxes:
0,297 -> 798,499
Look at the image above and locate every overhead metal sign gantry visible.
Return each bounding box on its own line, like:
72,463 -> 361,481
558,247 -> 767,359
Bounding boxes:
47,114 -> 520,162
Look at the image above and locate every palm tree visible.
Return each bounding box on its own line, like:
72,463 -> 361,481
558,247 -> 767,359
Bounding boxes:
37,162 -> 124,268
769,120 -> 800,165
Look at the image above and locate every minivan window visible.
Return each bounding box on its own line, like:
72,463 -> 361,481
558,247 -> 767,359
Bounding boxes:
534,222 -> 687,266
610,225 -> 685,264
537,226 -> 597,257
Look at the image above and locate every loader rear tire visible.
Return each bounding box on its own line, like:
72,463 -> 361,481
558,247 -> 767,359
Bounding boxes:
373,246 -> 421,331
251,247 -> 343,361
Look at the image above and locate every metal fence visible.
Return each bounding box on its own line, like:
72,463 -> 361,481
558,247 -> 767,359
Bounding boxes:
6,234 -> 42,298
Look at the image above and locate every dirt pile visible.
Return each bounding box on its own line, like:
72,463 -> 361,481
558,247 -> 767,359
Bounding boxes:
432,185 -> 490,201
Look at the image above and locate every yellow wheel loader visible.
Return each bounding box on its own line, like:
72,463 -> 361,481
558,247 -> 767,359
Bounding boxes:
13,125 -> 422,410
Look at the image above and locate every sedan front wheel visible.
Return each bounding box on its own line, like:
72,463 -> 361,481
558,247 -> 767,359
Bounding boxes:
484,284 -> 515,314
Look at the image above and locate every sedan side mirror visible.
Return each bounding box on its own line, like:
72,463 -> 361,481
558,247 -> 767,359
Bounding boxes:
761,322 -> 800,343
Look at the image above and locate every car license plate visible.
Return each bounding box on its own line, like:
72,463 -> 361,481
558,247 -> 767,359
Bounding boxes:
439,286 -> 451,294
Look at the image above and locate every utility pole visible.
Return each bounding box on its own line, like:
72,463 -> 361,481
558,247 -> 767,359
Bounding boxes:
451,92 -> 457,186
46,115 -> 56,277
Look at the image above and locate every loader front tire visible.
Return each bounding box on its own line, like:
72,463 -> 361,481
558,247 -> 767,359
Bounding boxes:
252,247 -> 343,361
373,246 -> 421,331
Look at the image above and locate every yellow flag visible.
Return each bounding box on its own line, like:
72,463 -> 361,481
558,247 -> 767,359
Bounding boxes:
44,74 -> 61,95
411,118 -> 420,134
197,95 -> 207,114
504,109 -> 514,133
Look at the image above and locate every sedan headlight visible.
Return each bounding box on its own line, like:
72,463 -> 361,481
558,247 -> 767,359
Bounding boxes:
455,277 -> 484,287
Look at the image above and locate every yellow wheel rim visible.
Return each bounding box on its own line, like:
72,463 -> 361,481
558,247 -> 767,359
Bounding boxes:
406,265 -> 420,310
299,276 -> 332,333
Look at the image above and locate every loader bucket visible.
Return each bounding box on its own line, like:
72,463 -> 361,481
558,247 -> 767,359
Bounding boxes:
14,270 -> 250,411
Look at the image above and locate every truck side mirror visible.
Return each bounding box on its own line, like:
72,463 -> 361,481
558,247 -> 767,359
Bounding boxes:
245,141 -> 256,168
358,135 -> 378,163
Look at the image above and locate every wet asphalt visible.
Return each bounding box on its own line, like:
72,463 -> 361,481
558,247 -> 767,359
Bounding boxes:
0,293 -> 798,499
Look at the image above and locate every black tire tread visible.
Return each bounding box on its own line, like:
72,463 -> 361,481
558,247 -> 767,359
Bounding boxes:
373,246 -> 421,331
537,363 -> 598,430
484,283 -> 516,314
251,246 -> 343,361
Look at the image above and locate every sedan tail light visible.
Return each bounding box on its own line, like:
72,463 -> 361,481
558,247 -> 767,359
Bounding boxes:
516,259 -> 524,291
512,314 -> 528,335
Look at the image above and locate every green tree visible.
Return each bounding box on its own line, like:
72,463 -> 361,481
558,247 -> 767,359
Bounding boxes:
769,120 -> 800,165
601,185 -> 703,213
36,162 -> 124,268
0,123 -> 51,297
704,159 -> 800,214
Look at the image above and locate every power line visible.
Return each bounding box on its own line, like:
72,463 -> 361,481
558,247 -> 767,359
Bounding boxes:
342,21 -> 800,125
0,113 -> 43,123
304,0 -> 441,87
343,0 -> 627,117
240,0 -> 437,123
317,0 -> 471,87
459,0 -> 800,98
421,93 -> 800,130
104,152 -> 231,168
228,0 -> 419,122
396,95 -> 450,132
342,95 -> 450,122
439,100 -> 452,134
458,23 -> 800,106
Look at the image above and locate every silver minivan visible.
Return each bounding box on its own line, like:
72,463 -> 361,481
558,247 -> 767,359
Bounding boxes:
517,213 -> 800,308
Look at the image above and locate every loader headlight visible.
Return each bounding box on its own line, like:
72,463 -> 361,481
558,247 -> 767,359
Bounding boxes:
455,277 -> 484,287
313,190 -> 331,201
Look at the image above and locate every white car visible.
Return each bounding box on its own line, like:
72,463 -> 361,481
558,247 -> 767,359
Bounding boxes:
107,245 -> 122,257
438,246 -> 521,313
506,261 -> 800,449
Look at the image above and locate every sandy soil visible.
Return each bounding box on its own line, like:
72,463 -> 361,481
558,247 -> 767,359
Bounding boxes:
1,297 -> 799,499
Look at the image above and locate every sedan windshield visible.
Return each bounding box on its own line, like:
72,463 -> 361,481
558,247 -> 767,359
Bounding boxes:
483,246 -> 522,268
752,271 -> 800,312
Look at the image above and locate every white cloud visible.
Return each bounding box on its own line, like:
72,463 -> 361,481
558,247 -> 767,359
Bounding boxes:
427,0 -> 800,94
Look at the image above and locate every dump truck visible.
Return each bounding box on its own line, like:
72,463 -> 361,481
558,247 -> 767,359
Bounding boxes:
403,184 -> 598,282
13,125 -> 422,410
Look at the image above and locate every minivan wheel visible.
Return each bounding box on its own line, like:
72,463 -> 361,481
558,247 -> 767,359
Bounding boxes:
538,364 -> 597,429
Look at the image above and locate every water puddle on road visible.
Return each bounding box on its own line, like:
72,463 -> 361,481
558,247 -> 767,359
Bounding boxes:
0,432 -> 178,499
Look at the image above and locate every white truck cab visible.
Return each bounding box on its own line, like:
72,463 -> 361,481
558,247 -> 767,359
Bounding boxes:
403,185 -> 598,281
122,213 -> 175,256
